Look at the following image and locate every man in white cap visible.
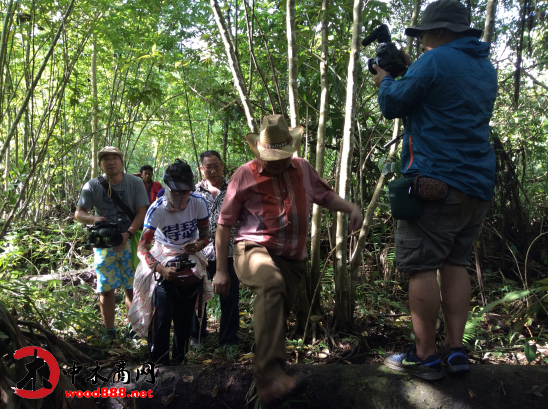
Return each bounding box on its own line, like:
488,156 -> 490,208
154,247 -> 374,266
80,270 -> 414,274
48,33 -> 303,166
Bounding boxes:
75,146 -> 149,340
214,115 -> 363,406
372,0 -> 497,379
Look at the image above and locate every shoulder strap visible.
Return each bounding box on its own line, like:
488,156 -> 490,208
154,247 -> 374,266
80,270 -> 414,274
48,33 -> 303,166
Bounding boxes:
97,175 -> 136,220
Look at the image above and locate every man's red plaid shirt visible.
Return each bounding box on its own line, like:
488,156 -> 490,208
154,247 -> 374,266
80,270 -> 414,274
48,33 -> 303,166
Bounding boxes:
218,158 -> 336,260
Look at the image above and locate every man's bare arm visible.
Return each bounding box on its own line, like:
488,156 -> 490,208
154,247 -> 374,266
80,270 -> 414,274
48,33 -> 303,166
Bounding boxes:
74,206 -> 105,225
214,224 -> 233,297
128,205 -> 147,235
114,205 -> 147,253
324,195 -> 364,232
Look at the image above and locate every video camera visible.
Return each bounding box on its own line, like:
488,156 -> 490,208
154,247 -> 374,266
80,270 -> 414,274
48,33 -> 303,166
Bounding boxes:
362,24 -> 408,77
85,214 -> 125,249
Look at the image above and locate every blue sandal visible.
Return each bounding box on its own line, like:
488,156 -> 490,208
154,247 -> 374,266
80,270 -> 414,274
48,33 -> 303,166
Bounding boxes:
444,347 -> 470,374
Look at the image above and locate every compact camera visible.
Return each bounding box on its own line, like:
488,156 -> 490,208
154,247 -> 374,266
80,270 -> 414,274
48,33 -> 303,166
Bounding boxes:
164,253 -> 199,287
362,24 -> 408,77
165,253 -> 197,272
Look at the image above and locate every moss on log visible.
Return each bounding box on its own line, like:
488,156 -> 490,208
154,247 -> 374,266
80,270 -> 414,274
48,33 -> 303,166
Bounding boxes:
97,363 -> 548,409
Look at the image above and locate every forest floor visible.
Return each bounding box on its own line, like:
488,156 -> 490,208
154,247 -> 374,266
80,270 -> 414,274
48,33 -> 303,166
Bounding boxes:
2,213 -> 547,370
59,269 -> 548,371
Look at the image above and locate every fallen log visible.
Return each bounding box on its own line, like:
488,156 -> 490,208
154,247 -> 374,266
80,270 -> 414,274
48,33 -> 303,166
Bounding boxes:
97,363 -> 548,409
25,270 -> 95,285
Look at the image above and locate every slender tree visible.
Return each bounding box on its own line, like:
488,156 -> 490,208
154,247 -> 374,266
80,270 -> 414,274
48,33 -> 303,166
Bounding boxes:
286,0 -> 299,126
309,0 -> 330,314
333,0 -> 362,331
349,0 -> 422,289
0,0 -> 76,166
0,0 -> 16,119
243,0 -> 276,114
210,0 -> 259,133
91,38 -> 99,178
483,0 -> 497,43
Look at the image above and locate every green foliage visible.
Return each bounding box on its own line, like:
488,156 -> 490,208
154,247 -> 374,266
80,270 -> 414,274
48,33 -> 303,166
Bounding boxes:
480,289 -> 533,316
463,280 -> 548,364
0,221 -> 87,276
0,278 -> 102,341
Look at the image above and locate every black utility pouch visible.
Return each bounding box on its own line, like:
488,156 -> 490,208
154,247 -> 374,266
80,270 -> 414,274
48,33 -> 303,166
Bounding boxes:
388,176 -> 424,220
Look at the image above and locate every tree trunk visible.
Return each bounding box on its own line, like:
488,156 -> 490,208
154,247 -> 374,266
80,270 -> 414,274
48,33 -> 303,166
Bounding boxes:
333,0 -> 362,332
286,0 -> 299,127
181,68 -> 203,177
91,38 -> 99,179
243,0 -> 275,114
483,0 -> 497,43
349,0 -> 422,292
309,0 -> 330,317
210,0 -> 258,133
0,0 -> 16,119
100,364 -> 548,409
350,120 -> 401,286
406,0 -> 421,56
222,115 -> 229,163
514,1 -> 526,104
285,0 -> 308,334
4,139 -> 9,191
251,9 -> 284,113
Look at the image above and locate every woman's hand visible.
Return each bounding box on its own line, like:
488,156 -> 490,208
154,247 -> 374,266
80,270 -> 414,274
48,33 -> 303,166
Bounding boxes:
157,264 -> 179,281
182,241 -> 203,255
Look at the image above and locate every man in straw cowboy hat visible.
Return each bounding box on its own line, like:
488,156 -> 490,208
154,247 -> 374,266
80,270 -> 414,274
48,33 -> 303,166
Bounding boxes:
213,115 -> 363,406
372,0 -> 497,379
75,146 -> 149,340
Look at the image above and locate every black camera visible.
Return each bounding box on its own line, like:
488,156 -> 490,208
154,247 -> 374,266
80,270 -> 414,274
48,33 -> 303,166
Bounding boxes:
165,253 -> 197,272
163,253 -> 199,287
362,24 -> 408,77
85,215 -> 124,249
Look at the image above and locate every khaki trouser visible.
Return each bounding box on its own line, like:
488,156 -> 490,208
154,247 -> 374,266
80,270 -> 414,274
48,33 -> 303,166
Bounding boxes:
233,241 -> 306,389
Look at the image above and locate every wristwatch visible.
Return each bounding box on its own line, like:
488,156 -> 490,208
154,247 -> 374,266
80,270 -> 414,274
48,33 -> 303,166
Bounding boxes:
126,230 -> 134,238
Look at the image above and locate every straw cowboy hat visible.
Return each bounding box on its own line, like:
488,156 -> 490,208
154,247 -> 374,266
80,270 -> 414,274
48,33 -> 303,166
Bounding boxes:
246,115 -> 303,161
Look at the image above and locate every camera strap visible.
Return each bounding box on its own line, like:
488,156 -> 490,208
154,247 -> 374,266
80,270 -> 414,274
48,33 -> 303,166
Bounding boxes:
98,175 -> 136,220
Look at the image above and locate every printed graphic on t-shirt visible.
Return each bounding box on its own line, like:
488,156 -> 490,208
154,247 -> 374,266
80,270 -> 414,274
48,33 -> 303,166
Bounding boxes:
143,194 -> 209,249
161,220 -> 198,241
102,190 -> 127,206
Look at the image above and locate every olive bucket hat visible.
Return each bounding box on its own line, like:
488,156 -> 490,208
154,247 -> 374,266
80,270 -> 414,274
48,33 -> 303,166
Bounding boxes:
405,0 -> 483,38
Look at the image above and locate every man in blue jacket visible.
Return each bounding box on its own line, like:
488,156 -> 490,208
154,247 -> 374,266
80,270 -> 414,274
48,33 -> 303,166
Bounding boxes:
373,0 -> 497,379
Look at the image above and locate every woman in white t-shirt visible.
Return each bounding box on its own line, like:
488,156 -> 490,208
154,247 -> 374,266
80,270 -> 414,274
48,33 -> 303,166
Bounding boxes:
129,159 -> 212,364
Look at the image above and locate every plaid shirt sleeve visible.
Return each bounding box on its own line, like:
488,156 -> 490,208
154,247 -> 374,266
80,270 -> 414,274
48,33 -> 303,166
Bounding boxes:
306,162 -> 336,207
217,169 -> 244,226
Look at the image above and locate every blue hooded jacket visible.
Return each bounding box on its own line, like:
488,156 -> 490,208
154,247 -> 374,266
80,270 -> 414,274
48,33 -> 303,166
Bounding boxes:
378,36 -> 497,201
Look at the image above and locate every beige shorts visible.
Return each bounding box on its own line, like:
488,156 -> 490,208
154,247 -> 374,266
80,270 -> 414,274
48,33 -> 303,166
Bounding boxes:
395,187 -> 490,273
